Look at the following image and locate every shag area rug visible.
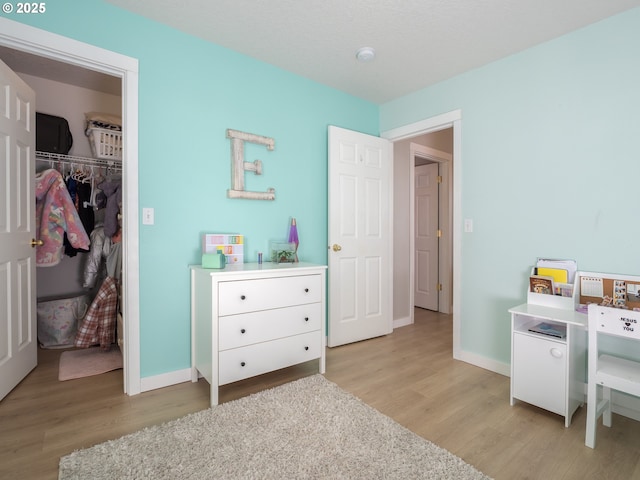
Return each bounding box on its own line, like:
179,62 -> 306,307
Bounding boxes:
59,375 -> 491,480
58,347 -> 123,381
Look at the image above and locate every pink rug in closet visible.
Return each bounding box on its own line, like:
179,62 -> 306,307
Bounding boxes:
58,347 -> 122,381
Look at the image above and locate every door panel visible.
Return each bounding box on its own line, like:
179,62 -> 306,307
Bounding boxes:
0,58 -> 37,401
364,256 -> 381,316
328,126 -> 392,347
414,163 -> 439,310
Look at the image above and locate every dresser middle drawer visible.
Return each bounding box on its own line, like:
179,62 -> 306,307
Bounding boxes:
219,303 -> 322,350
218,274 -> 322,315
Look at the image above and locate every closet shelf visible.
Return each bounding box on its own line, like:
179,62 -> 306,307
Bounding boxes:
36,150 -> 122,172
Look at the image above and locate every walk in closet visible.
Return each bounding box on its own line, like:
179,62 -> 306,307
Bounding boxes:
2,46 -> 126,387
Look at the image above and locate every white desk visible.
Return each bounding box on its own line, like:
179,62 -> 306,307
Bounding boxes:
509,303 -> 587,427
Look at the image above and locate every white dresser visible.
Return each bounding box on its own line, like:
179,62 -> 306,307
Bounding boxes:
190,262 -> 327,406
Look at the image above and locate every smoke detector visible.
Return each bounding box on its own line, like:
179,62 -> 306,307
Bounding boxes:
355,47 -> 376,62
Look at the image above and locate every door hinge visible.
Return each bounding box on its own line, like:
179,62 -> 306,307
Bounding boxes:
437,175 -> 442,184
437,283 -> 443,291
436,229 -> 442,238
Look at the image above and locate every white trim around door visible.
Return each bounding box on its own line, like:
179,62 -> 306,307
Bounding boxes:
381,110 -> 463,361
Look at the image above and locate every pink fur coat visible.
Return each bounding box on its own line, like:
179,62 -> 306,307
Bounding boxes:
35,169 -> 90,267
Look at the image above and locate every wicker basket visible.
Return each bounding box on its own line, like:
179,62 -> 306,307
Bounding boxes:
87,127 -> 123,161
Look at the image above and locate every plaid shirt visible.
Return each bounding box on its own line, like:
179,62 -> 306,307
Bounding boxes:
75,276 -> 118,349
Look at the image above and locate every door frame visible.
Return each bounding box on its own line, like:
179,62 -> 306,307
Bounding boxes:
381,110 -> 462,360
410,142 -> 452,317
0,17 -> 141,395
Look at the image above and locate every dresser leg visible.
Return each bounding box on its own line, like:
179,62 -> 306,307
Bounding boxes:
211,384 -> 219,407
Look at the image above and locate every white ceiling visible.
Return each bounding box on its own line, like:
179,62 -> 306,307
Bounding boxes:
2,1 -> 639,103
104,0 -> 640,103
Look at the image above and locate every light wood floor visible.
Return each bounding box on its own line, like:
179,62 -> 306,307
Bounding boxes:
2,309 -> 640,480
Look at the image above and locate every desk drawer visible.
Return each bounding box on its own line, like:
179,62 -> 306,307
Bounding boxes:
219,303 -> 321,350
219,331 -> 321,385
218,274 -> 322,315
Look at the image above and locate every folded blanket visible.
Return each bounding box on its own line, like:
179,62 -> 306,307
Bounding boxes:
85,111 -> 121,127
85,111 -> 122,132
86,120 -> 122,132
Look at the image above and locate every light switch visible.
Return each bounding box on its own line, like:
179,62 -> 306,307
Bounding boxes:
464,219 -> 473,233
142,207 -> 154,225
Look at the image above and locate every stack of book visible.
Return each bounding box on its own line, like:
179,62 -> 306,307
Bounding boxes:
530,258 -> 577,297
528,322 -> 567,339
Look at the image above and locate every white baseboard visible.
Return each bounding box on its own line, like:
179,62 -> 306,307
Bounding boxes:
612,393 -> 640,422
140,367 -> 192,393
138,353 -> 640,423
460,351 -> 640,422
393,316 -> 412,329
455,350 -> 511,377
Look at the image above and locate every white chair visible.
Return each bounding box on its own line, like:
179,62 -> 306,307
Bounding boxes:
585,304 -> 640,448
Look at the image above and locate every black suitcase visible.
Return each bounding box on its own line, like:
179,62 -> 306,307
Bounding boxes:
36,112 -> 73,154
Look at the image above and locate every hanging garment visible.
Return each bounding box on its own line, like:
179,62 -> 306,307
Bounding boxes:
106,237 -> 123,282
75,276 -> 118,350
82,226 -> 112,289
76,180 -> 95,235
35,169 -> 90,267
98,177 -> 122,237
82,221 -> 123,289
64,177 -> 95,258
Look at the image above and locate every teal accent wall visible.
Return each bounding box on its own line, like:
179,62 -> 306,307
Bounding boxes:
6,1 -> 378,377
380,8 -> 640,364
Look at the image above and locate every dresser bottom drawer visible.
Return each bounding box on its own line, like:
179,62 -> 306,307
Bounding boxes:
219,331 -> 321,385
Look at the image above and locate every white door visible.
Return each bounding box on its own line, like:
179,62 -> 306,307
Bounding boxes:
327,126 -> 392,347
0,58 -> 37,401
414,163 -> 439,310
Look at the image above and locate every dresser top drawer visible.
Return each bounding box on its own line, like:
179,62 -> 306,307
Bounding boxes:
219,274 -> 322,316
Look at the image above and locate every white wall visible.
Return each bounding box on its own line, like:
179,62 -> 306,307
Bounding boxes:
21,72 -> 121,157
393,140 -> 411,324
412,129 -> 453,154
19,72 -> 122,298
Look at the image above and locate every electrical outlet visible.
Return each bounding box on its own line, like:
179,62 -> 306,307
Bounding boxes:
142,207 -> 154,225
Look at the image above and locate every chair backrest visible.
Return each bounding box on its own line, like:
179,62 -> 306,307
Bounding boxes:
588,304 -> 640,340
588,304 -> 640,386
585,303 -> 640,449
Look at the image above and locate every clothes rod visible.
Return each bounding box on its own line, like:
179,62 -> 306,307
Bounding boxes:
35,151 -> 122,171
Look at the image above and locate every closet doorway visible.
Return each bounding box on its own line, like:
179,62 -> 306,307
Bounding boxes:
0,18 -> 140,396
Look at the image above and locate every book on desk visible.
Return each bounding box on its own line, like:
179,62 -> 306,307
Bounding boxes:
529,275 -> 554,295
526,259 -> 578,310
528,322 -> 567,339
